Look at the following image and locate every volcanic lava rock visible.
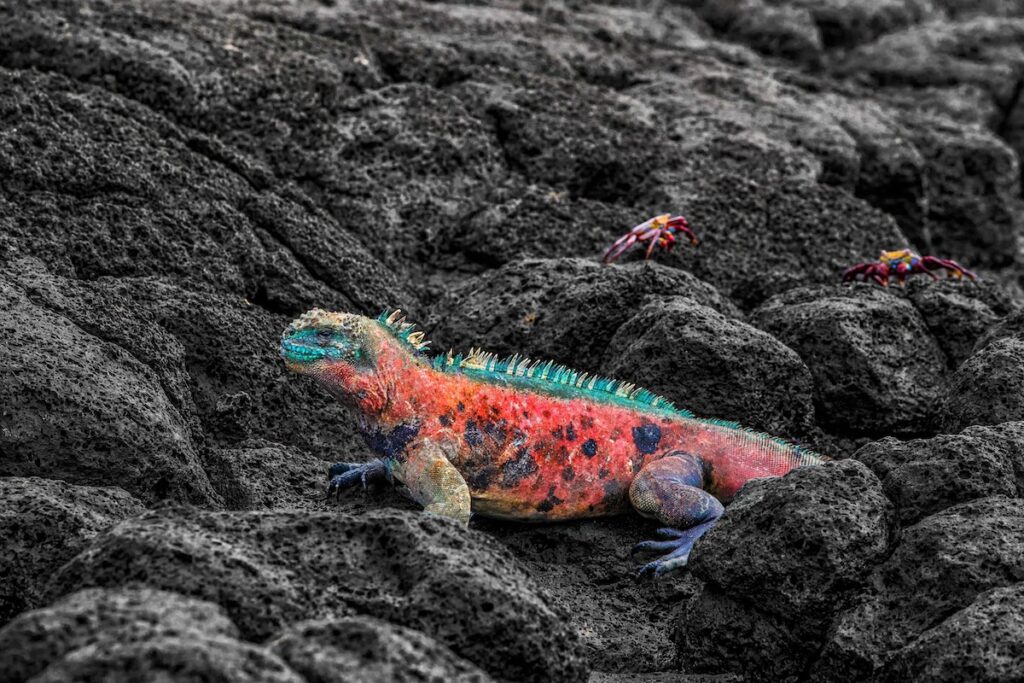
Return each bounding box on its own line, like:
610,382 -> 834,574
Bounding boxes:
0,266 -> 216,505
939,337 -> 1024,431
676,460 -> 894,680
903,279 -> 1013,367
427,258 -> 738,371
46,507 -> 588,683
812,496 -> 1024,682
753,284 -> 947,436
269,616 -> 494,683
0,479 -> 144,626
854,425 -> 1022,525
0,65 -> 405,313
0,587 -> 243,683
878,583 -> 1024,683
602,296 -> 815,435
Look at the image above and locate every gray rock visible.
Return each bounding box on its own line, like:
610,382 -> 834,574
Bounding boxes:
203,441 -> 327,511
0,65 -> 405,312
677,460 -> 894,679
753,285 -> 947,435
28,635 -> 303,683
0,479 -> 144,626
602,296 -> 815,435
879,583 -> 1024,683
46,507 -> 588,683
939,337 -> 1024,431
812,496 -> 1024,681
903,279 -> 1010,367
854,426 -> 1021,525
0,270 -> 216,505
701,1 -> 824,64
833,17 -> 1024,183
0,587 -> 240,683
426,258 -> 738,372
269,616 -> 494,683
898,110 -> 1021,267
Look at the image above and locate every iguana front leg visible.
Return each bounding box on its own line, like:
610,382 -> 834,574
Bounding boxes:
629,452 -> 724,577
390,437 -> 472,525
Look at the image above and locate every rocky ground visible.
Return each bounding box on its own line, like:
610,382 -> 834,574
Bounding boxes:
2,0 -> 1024,680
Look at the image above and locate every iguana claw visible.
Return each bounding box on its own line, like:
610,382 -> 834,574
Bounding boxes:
326,459 -> 388,500
602,214 -> 697,263
633,520 -> 717,578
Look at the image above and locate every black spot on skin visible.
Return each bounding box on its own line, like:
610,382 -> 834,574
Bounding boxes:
467,465 -> 497,491
523,411 -> 530,418
501,447 -> 538,487
598,467 -> 610,479
582,439 -> 598,458
464,419 -> 483,447
537,485 -> 563,513
566,423 -> 577,441
361,422 -> 420,460
603,480 -> 623,497
632,423 -> 662,454
561,465 -> 575,481
551,426 -> 564,439
439,412 -> 453,426
457,402 -> 465,412
482,419 -> 507,444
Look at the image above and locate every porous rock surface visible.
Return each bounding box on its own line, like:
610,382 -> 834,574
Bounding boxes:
2,0 -> 1024,680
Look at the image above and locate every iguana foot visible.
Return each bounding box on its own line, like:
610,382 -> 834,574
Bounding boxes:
632,521 -> 717,578
326,459 -> 388,500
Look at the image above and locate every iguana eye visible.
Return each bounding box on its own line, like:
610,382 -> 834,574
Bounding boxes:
317,330 -> 333,344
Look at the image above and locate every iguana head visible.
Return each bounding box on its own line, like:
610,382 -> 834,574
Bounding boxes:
280,309 -> 375,368
280,309 -> 427,412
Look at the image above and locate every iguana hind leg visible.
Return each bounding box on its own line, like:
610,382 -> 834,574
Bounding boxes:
629,453 -> 724,577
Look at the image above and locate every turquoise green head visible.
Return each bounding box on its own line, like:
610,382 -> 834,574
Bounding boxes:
279,309 -> 374,373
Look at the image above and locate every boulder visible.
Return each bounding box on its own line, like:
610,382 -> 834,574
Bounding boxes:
753,285 -> 947,435
426,258 -> 737,372
0,270 -> 216,505
269,616 -> 494,683
0,587 -> 241,683
602,296 -> 815,435
879,583 -> 1024,683
676,460 -> 894,679
46,507 -> 589,683
938,337 -> 1024,431
0,478 -> 144,626
854,426 -> 1020,525
812,496 -> 1024,681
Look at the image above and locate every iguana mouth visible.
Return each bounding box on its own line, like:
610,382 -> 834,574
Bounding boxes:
279,338 -> 324,362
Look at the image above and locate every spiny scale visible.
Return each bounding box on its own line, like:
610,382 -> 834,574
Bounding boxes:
376,309 -> 814,454
377,309 -> 432,353
375,304 -> 686,415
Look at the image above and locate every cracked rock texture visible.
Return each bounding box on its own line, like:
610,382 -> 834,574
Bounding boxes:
2,0 -> 1024,681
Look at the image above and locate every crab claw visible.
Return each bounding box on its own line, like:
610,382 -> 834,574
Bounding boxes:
841,262 -> 888,286
920,256 -> 977,281
602,214 -> 697,263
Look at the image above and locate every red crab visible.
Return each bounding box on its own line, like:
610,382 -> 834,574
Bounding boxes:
602,214 -> 697,263
842,249 -> 977,286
